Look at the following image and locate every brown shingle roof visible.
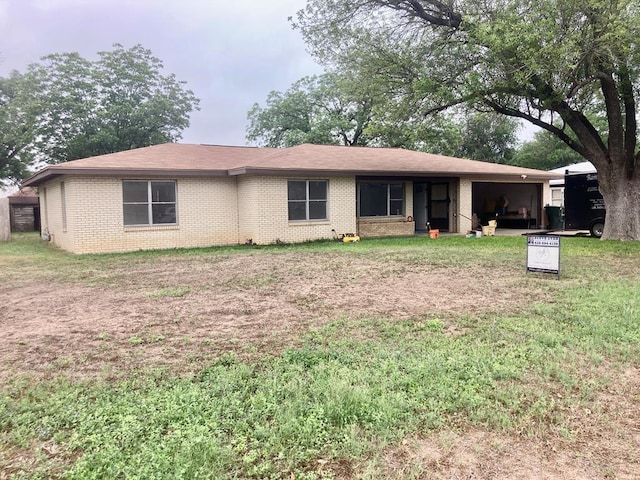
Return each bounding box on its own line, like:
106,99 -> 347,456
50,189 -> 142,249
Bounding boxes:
8,187 -> 39,205
23,143 -> 561,186
230,143 -> 557,178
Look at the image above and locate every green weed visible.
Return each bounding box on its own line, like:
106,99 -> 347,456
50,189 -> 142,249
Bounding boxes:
1,234 -> 639,478
147,287 -> 191,299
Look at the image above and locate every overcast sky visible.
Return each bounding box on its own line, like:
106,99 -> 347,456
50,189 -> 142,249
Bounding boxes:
0,0 -> 322,146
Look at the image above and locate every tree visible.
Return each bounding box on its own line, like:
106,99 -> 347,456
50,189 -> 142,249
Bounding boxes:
248,73 -> 518,163
247,73 -> 375,147
21,44 -> 199,166
458,111 -> 519,164
0,72 -> 39,184
511,130 -> 585,171
294,0 -> 640,240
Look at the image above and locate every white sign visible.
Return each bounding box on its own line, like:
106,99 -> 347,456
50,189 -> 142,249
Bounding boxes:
527,235 -> 561,277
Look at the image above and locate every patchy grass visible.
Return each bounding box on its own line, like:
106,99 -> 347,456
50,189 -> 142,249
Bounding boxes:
147,287 -> 191,299
1,234 -> 639,479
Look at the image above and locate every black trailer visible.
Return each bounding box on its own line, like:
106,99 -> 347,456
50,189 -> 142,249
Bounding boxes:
563,172 -> 606,237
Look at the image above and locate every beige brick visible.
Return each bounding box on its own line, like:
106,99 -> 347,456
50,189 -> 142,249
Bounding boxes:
238,176 -> 356,245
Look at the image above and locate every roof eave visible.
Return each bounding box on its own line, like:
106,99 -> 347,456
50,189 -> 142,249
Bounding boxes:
23,167 -> 229,186
230,166 -> 561,180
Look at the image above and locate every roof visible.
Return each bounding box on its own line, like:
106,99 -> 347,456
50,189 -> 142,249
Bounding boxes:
549,161 -> 596,186
549,161 -> 596,175
8,187 -> 39,205
229,144 -> 559,178
23,143 -> 561,187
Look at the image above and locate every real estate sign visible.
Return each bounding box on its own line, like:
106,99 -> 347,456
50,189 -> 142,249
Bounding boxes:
527,234 -> 561,278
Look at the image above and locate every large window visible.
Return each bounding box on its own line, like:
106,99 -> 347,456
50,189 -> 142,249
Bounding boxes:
123,181 -> 177,226
288,180 -> 328,221
358,182 -> 404,217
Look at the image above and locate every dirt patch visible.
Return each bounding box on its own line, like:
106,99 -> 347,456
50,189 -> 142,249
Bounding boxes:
380,366 -> 640,480
0,252 -> 544,381
1,249 -> 639,479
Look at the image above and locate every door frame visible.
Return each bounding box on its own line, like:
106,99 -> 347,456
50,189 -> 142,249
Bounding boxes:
413,180 -> 452,232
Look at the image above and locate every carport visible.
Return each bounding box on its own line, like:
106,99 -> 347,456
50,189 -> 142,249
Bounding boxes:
472,182 -> 543,229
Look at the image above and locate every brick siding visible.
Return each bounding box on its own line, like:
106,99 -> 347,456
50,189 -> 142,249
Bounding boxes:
357,218 -> 415,237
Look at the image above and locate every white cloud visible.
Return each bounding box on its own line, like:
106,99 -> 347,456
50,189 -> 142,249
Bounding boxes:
32,0 -> 108,11
0,0 -> 9,25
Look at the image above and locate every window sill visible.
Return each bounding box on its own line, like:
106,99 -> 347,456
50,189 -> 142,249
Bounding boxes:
357,216 -> 407,222
288,219 -> 330,226
124,224 -> 179,232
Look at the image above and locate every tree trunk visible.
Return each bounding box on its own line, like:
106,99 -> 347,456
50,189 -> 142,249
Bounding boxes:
597,163 -> 640,240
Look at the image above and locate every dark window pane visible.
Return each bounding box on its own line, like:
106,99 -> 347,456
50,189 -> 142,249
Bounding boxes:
309,181 -> 327,200
431,184 -> 448,201
431,203 -> 448,217
124,204 -> 149,225
152,204 -> 176,224
123,181 -> 148,203
360,183 -> 387,216
288,202 -> 306,221
309,201 -> 327,220
390,200 -> 404,216
151,182 -> 176,203
389,184 -> 403,200
288,181 -> 306,201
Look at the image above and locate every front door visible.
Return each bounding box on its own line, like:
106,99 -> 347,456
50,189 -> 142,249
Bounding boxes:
428,182 -> 450,231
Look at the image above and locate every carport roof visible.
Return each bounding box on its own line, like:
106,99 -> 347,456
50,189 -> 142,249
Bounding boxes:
23,142 -> 562,186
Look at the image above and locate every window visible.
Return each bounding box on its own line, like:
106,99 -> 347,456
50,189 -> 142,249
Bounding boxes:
288,180 -> 328,221
123,181 -> 177,226
358,182 -> 404,217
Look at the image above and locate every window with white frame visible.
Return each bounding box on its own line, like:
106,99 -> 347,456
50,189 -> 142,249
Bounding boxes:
358,182 -> 404,217
123,180 -> 177,226
288,180 -> 328,221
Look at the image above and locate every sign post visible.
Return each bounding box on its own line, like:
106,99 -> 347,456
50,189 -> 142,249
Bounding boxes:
526,234 -> 561,279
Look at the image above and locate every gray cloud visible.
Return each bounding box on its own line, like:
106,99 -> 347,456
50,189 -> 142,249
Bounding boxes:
0,0 -> 321,146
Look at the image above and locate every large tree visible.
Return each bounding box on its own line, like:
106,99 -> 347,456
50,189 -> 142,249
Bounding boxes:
294,0 -> 640,240
1,44 -> 199,179
247,73 -> 376,147
511,130 -> 585,171
458,111 -> 519,164
0,72 -> 39,183
248,73 -> 519,162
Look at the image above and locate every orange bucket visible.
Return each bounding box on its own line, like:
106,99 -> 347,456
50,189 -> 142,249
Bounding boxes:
429,229 -> 440,239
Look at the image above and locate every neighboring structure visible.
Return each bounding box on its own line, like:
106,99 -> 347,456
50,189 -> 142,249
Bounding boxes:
22,143 -> 560,254
8,187 -> 40,232
548,161 -> 596,207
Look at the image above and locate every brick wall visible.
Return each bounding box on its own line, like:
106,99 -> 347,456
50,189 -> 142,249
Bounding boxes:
458,178 -> 473,232
37,174 -> 551,254
357,218 -> 415,237
40,175 -> 359,253
40,176 -> 239,254
40,181 -> 75,251
238,175 -> 356,245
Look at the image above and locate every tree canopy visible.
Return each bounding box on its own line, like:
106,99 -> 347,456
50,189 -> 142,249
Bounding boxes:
247,72 -> 519,162
293,0 -> 640,240
0,72 -> 39,182
510,130 -> 585,171
0,44 -> 199,183
247,73 -> 374,147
